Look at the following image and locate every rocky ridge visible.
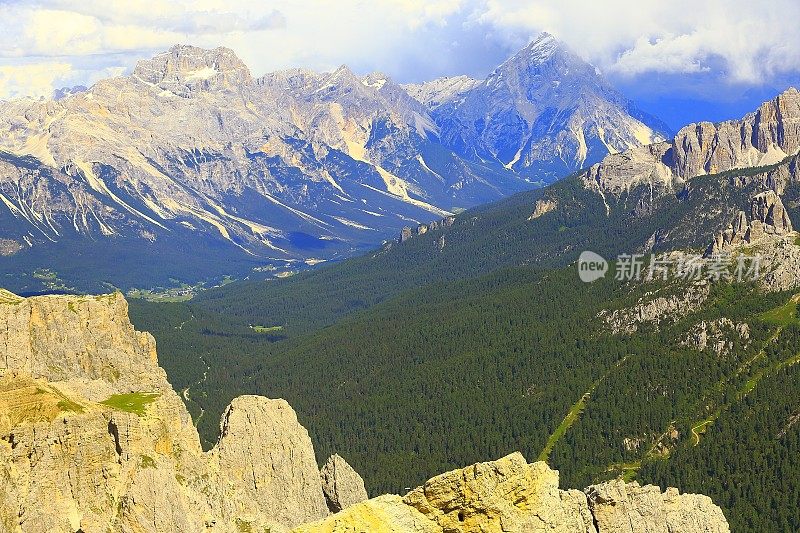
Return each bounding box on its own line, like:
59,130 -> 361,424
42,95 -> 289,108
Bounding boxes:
399,215 -> 455,243
601,282 -> 712,335
0,290 -> 729,532
296,452 -> 729,533
706,190 -> 794,255
683,318 -> 751,356
581,88 -> 800,198
700,187 -> 800,292
0,46 -> 508,274
403,76 -> 481,110
0,36 -> 668,289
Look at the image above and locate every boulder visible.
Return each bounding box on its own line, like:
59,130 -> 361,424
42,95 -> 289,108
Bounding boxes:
320,454 -> 369,512
586,480 -> 730,533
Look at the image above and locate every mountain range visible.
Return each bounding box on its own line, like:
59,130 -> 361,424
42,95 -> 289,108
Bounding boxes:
0,34 -> 667,292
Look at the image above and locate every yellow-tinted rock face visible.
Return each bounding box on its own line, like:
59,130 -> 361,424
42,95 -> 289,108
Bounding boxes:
293,495 -> 440,533
402,453 -> 590,532
0,372 -> 86,429
294,453 -> 730,533
0,290 -> 331,533
0,291 -> 166,393
295,453 -> 592,533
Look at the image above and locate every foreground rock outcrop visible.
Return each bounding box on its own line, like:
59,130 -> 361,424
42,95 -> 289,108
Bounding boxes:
586,479 -> 729,533
320,454 -> 369,513
0,291 -> 330,532
210,396 -> 331,528
0,290 -> 729,532
296,452 -> 729,533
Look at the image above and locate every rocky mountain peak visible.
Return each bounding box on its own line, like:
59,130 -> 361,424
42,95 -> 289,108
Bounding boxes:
0,290 -> 334,531
431,33 -> 667,179
311,64 -> 378,102
132,44 -> 253,96
490,32 -> 594,84
516,31 -> 561,64
361,71 -> 390,91
0,291 -> 168,394
327,64 -> 361,85
671,87 -> 800,178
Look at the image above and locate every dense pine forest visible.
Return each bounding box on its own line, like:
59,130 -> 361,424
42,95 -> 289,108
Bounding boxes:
130,267 -> 800,531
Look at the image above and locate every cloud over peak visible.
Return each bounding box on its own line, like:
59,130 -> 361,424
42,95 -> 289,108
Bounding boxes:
1,0 -> 799,100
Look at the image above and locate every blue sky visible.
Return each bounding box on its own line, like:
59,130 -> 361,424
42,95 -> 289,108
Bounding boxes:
2,0 -> 799,130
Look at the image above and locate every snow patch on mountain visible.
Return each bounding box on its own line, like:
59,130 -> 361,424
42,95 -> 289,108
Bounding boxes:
0,39 -> 669,283
404,75 -> 481,110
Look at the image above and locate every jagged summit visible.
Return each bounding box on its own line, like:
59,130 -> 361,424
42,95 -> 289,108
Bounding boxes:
403,75 -> 480,110
485,32 -> 607,97
327,64 -> 360,82
500,32 -> 562,68
361,71 -> 390,90
132,44 -> 253,95
673,86 -> 800,168
426,33 -> 668,180
52,85 -> 88,100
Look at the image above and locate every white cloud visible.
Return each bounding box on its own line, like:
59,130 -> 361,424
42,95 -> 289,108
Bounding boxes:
388,0 -> 465,29
1,0 -> 800,99
0,63 -> 73,99
475,0 -> 800,84
614,35 -> 711,76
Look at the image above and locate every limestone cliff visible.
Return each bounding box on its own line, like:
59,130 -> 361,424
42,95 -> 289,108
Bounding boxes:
0,290 -> 330,532
581,88 -> 800,197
